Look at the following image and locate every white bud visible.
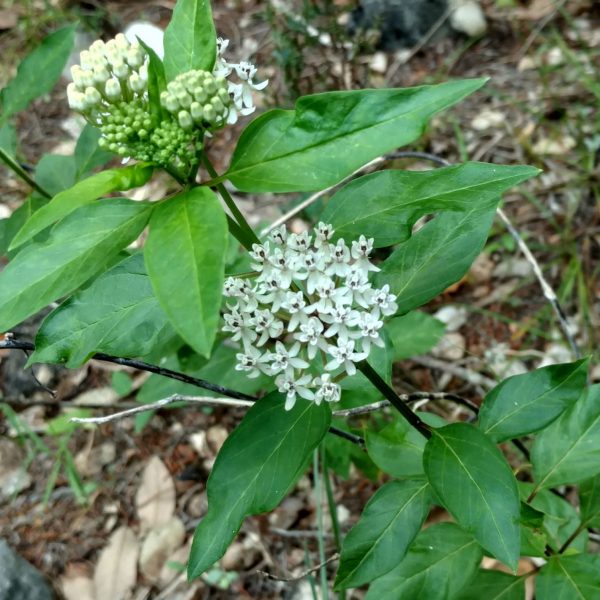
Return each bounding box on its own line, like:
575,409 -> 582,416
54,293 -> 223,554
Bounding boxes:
84,86 -> 102,108
139,63 -> 148,82
111,60 -> 129,79
70,65 -> 85,89
160,91 -> 170,108
178,110 -> 193,130
92,66 -> 110,86
79,50 -> 94,69
105,78 -> 121,100
190,101 -> 203,121
165,94 -> 179,112
90,40 -> 105,53
176,91 -> 193,108
125,47 -> 144,69
115,33 -> 130,51
129,72 -> 146,93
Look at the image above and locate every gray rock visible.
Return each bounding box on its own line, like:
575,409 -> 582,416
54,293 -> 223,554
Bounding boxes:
0,541 -> 54,600
349,0 -> 450,50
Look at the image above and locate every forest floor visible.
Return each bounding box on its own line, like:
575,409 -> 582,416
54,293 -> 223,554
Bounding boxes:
0,0 -> 598,598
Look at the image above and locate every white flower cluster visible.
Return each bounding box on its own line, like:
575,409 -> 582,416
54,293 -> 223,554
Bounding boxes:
223,224 -> 398,410
67,34 -> 148,114
214,37 -> 268,124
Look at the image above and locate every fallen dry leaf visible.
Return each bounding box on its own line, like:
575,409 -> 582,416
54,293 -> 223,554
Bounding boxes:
139,516 -> 186,582
135,456 -> 175,532
61,563 -> 95,600
93,526 -> 138,600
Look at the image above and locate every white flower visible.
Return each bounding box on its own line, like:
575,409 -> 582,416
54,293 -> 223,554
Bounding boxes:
313,374 -> 341,405
256,273 -> 288,311
222,306 -> 257,348
270,225 -> 287,246
264,342 -> 309,375
287,231 -> 311,254
235,346 -> 265,378
276,373 -> 314,411
345,267 -> 373,309
357,312 -> 384,353
294,317 -> 326,359
281,291 -> 308,332
268,248 -> 295,288
371,284 -> 398,317
297,250 -> 329,294
308,279 -> 348,314
314,222 -> 334,249
326,239 -> 352,277
352,235 -> 380,275
325,339 -> 368,376
254,309 -> 284,346
249,242 -> 271,273
321,304 -> 360,341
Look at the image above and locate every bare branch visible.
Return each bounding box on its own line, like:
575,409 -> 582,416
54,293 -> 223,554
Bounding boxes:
69,394 -> 254,424
257,553 -> 340,583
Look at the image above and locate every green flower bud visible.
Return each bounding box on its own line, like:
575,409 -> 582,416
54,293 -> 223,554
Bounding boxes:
84,86 -> 102,108
165,95 -> 179,113
211,97 -> 225,115
190,101 -> 203,122
177,91 -> 193,108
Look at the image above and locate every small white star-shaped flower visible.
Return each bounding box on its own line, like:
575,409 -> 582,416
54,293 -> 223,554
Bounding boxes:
325,339 -> 368,376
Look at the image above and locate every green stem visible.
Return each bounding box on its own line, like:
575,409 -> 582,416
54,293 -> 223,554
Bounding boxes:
558,521 -> 587,554
201,155 -> 260,248
358,361 -> 432,439
0,148 -> 51,199
313,449 -> 329,600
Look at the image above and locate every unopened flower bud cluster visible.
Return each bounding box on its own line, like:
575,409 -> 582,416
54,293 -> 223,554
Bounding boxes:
67,33 -> 268,169
222,224 -> 398,410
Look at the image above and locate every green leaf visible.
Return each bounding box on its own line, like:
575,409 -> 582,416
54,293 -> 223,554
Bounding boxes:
0,122 -> 17,155
536,555 -> 600,600
74,124 -> 113,178
455,570 -> 525,600
187,393 -> 331,579
0,195 -> 46,257
35,154 -> 76,197
335,479 -> 432,589
366,412 -> 447,479
384,311 -> 445,361
163,0 -> 216,81
479,359 -> 589,442
520,483 -> 588,553
320,163 -> 539,247
11,163 -> 153,249
377,207 -> 496,313
580,475 -> 600,529
365,523 -> 482,600
0,25 -> 75,123
138,40 -> 167,125
531,384 -> 600,491
423,423 -> 521,571
144,187 -> 228,357
0,198 -> 152,332
29,253 -> 175,368
226,79 -> 487,193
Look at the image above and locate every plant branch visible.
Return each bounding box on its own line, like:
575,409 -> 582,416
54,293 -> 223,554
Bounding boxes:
202,155 -> 260,250
558,521 -> 587,554
357,361 -> 432,439
0,339 -> 255,401
0,148 -> 51,199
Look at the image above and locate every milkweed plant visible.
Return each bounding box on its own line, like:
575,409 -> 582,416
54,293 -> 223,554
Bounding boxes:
0,0 -> 597,597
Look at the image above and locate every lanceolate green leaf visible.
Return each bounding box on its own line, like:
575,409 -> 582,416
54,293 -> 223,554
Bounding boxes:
163,0 -> 216,81
144,187 -> 228,357
580,475 -> 600,529
187,393 -> 331,579
29,253 -> 174,368
536,555 -> 600,600
74,124 -> 113,178
11,163 -> 153,249
0,25 -> 75,123
423,423 -> 521,572
479,359 -> 589,442
320,163 -> 539,247
377,207 -> 496,313
35,154 -> 76,197
226,79 -> 487,193
531,385 -> 600,491
335,479 -> 432,589
365,523 -> 482,600
0,198 -> 152,332
455,570 -> 525,600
